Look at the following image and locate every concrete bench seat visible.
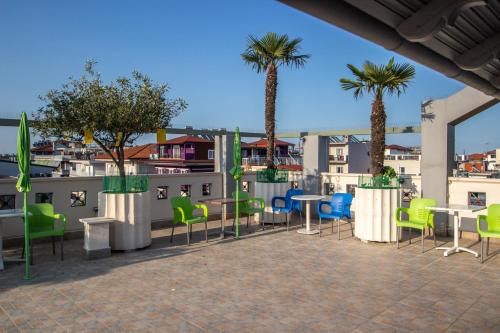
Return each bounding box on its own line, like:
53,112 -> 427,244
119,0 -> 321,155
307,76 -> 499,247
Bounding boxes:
79,217 -> 116,259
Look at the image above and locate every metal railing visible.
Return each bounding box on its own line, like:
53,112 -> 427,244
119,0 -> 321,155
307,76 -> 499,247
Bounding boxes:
242,156 -> 302,166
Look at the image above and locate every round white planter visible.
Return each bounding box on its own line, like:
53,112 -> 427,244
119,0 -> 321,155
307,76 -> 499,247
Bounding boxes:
254,182 -> 290,223
98,191 -> 152,250
354,187 -> 400,242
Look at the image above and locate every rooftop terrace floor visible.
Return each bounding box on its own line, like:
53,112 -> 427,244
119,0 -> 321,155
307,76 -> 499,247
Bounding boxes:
1,219 -> 499,333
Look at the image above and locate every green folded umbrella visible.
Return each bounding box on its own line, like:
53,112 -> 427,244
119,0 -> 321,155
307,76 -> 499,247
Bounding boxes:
229,127 -> 244,239
16,112 -> 31,280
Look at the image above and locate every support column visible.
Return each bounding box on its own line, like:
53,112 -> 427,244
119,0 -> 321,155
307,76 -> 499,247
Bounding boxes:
302,135 -> 329,195
421,87 -> 498,234
215,133 -> 235,206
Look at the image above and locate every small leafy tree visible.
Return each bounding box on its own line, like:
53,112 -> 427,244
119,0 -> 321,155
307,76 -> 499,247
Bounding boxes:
340,58 -> 415,175
34,61 -> 187,177
242,32 -> 309,169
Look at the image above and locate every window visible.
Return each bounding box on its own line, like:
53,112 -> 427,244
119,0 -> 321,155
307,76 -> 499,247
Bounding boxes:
336,166 -> 343,173
202,183 -> 211,196
71,191 -> 87,207
172,145 -> 181,158
0,195 -> 16,210
290,181 -> 299,189
336,148 -> 343,156
208,149 -> 215,160
159,146 -> 166,158
399,167 -> 406,174
468,192 -> 486,206
36,192 -> 53,204
242,181 -> 250,192
180,184 -> 191,197
157,186 -> 168,200
324,183 -> 335,195
346,184 -> 357,198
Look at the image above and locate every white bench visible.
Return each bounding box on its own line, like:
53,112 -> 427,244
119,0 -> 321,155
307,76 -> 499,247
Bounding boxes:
79,217 -> 116,259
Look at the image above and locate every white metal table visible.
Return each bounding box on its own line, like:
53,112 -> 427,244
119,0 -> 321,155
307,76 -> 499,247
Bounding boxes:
292,195 -> 326,235
0,209 -> 24,270
426,204 -> 485,257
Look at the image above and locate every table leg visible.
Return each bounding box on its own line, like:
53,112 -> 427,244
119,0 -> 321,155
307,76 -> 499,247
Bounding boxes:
297,201 -> 319,235
437,211 -> 478,257
306,202 -> 311,232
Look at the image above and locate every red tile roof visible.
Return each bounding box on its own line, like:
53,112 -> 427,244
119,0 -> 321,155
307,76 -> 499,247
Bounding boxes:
95,144 -> 157,160
277,165 -> 302,171
462,162 -> 484,173
468,153 -> 486,160
385,144 -> 412,152
163,135 -> 211,145
31,145 -> 54,153
246,139 -> 294,148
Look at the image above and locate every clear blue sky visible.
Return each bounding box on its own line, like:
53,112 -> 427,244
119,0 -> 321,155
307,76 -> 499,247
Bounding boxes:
1,0 -> 498,154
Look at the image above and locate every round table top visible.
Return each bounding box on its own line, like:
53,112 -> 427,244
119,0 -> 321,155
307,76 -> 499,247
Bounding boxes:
291,195 -> 326,201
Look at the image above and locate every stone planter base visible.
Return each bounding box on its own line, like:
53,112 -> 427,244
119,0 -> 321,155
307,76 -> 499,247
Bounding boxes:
98,191 -> 152,250
354,187 -> 399,242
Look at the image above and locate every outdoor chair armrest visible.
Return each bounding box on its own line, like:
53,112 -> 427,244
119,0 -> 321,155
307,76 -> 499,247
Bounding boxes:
395,207 -> 409,223
194,203 -> 208,218
476,214 -> 488,234
248,197 -> 265,209
271,196 -> 286,208
53,213 -> 67,226
174,206 -> 186,222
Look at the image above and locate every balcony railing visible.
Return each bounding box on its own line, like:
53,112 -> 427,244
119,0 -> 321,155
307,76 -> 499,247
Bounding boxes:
384,155 -> 421,161
329,155 -> 347,162
242,156 -> 302,166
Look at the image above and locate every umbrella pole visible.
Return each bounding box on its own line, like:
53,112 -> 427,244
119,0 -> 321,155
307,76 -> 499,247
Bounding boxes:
235,180 -> 239,239
23,191 -> 30,280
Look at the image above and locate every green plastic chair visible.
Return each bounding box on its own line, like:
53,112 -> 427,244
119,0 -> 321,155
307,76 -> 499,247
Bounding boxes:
395,198 -> 436,252
231,191 -> 265,230
477,204 -> 500,263
26,203 -> 67,264
170,197 -> 208,245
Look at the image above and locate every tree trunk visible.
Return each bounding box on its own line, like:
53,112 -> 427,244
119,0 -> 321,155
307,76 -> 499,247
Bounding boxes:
117,146 -> 126,178
265,63 -> 277,169
370,94 -> 386,176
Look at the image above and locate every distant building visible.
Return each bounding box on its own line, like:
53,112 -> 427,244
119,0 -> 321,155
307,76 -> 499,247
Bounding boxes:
240,138 -> 300,170
328,136 -> 370,174
384,144 -> 421,175
0,160 -> 55,178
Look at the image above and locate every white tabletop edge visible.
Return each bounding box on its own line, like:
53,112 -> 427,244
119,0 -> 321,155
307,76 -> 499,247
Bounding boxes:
0,209 -> 24,218
425,205 -> 486,213
291,195 -> 326,201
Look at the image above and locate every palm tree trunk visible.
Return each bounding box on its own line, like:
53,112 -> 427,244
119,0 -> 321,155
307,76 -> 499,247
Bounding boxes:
265,63 -> 277,169
370,93 -> 386,175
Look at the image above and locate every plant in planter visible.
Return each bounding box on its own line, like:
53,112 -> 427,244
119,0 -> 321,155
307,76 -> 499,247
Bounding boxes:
340,58 -> 415,243
34,61 -> 186,250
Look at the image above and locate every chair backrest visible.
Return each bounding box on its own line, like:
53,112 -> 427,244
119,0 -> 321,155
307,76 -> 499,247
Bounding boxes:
27,203 -> 55,231
232,191 -> 250,212
287,188 -> 303,210
486,204 -> 500,232
408,198 -> 436,225
170,196 -> 194,223
330,193 -> 353,218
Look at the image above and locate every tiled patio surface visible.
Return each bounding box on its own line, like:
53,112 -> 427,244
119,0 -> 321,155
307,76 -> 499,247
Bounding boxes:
1,218 -> 499,333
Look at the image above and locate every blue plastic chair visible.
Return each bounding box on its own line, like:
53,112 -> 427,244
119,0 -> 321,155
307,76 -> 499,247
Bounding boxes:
271,188 -> 303,231
317,193 -> 353,239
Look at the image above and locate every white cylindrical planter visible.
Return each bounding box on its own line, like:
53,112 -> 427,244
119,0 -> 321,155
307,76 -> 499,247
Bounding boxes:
254,182 -> 290,223
98,191 -> 152,250
355,187 -> 400,242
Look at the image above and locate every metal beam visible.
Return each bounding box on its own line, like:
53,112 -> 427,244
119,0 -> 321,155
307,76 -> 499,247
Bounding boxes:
0,118 -> 420,138
276,126 -> 421,138
0,118 -> 265,138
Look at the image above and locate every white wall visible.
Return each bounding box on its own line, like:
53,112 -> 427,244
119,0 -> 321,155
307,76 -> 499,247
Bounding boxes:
0,173 -> 222,239
384,159 -> 421,175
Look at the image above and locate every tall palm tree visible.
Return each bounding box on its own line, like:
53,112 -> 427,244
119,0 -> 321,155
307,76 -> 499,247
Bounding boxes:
340,57 -> 415,176
242,32 -> 309,169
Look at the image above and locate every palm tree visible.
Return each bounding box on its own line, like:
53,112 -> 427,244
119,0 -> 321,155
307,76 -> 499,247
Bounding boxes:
242,32 -> 309,169
340,57 -> 415,176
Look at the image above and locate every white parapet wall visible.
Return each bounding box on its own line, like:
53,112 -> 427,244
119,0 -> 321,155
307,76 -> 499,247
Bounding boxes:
0,172 -> 223,240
